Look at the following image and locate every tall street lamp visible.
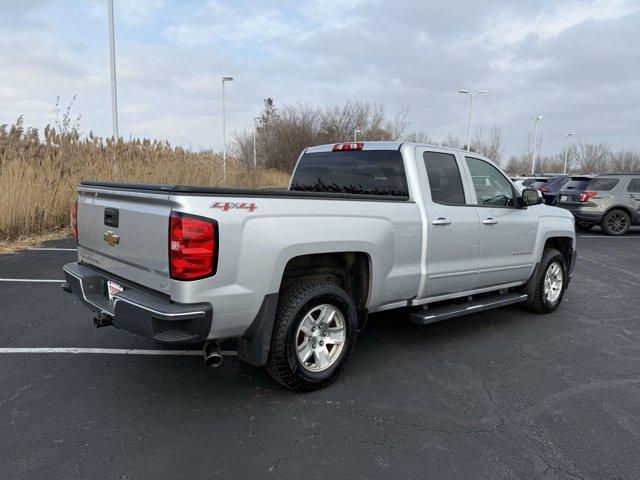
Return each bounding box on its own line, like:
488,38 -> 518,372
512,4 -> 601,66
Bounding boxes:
221,76 -> 234,182
531,115 -> 543,174
354,129 -> 362,142
459,89 -> 487,151
253,115 -> 260,168
563,132 -> 574,174
107,0 -> 118,139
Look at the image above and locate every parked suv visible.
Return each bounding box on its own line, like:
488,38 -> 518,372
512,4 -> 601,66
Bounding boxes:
556,174 -> 640,235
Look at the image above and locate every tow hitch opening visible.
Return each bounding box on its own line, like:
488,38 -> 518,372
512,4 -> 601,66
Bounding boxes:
94,313 -> 114,328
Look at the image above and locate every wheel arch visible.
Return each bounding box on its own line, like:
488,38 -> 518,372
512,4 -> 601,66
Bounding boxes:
603,205 -> 635,223
237,251 -> 372,367
279,251 -> 372,312
543,236 -> 574,271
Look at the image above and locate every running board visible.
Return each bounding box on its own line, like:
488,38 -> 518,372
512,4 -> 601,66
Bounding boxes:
409,293 -> 528,325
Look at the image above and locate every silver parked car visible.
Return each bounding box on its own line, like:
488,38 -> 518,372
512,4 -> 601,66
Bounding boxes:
556,173 -> 640,235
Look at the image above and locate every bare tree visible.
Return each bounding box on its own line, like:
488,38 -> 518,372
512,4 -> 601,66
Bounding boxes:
441,132 -> 461,149
469,126 -> 504,164
505,155 -> 530,175
611,149 -> 640,173
575,142 -> 611,173
234,99 -> 640,176
233,99 -> 411,172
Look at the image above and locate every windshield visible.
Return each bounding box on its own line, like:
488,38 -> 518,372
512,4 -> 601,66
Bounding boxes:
290,150 -> 409,196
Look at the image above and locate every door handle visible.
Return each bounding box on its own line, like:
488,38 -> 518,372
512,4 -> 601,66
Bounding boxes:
482,217 -> 498,225
432,217 -> 451,226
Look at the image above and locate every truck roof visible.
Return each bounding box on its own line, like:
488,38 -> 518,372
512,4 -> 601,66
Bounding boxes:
304,141 -> 403,153
304,141 -> 486,157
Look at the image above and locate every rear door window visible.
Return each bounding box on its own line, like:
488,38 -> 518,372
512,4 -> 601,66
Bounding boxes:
586,177 -> 620,191
291,150 -> 409,196
627,178 -> 640,193
423,151 -> 466,205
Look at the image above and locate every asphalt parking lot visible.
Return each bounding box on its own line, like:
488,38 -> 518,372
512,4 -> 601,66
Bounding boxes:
2,228 -> 640,479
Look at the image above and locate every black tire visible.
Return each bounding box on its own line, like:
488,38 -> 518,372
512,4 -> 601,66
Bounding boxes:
525,248 -> 567,314
601,209 -> 630,236
575,222 -> 594,232
266,280 -> 358,391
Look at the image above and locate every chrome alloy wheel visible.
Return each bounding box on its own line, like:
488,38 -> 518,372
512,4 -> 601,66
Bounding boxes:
295,304 -> 346,372
543,262 -> 563,304
607,212 -> 628,233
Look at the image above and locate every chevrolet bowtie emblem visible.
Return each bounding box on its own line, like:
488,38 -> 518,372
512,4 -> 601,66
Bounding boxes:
103,231 -> 120,246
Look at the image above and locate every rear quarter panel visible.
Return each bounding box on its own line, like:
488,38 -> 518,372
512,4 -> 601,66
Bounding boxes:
169,195 -> 422,338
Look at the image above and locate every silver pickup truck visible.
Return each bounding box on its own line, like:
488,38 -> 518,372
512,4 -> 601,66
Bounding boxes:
63,141 -> 576,390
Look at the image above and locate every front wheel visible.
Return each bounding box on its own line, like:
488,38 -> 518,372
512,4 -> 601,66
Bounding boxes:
525,248 -> 567,314
266,280 -> 358,391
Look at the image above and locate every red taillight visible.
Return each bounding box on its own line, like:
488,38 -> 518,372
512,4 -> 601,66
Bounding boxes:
70,200 -> 78,244
539,186 -> 549,193
169,212 -> 218,280
332,142 -> 364,151
578,191 -> 597,202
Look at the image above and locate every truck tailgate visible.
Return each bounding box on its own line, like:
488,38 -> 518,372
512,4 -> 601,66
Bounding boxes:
76,185 -> 171,294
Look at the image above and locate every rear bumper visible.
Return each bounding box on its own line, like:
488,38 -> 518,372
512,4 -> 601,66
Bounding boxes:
62,262 -> 212,345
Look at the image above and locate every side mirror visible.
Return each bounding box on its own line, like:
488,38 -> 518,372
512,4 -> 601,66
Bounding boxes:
521,188 -> 543,206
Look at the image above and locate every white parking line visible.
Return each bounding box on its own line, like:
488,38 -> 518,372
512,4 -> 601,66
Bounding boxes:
578,235 -> 640,238
0,347 -> 238,356
0,279 -> 65,283
27,247 -> 77,251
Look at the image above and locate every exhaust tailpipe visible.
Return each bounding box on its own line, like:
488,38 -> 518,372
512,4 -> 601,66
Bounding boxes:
203,341 -> 223,368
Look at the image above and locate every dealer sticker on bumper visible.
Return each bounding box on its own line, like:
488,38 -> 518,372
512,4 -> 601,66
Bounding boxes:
107,280 -> 123,301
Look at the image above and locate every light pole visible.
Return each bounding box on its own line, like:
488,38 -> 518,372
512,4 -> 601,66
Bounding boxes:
253,115 -> 260,167
221,76 -> 234,182
459,89 -> 487,151
354,129 -> 362,142
531,115 -> 543,174
107,0 -> 119,139
563,132 -> 574,174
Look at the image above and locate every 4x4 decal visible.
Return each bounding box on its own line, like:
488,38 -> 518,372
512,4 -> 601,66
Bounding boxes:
210,201 -> 258,212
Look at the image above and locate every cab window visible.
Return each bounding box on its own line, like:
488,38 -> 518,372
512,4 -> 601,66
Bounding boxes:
423,151 -> 466,205
465,157 -> 515,207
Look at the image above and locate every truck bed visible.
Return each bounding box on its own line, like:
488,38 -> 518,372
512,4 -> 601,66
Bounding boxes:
80,180 -> 411,202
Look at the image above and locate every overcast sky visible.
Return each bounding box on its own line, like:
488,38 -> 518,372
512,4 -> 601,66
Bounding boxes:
1,0 -> 639,159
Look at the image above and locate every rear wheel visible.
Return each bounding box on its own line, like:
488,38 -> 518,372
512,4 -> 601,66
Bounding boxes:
575,222 -> 594,232
266,280 -> 358,391
525,248 -> 567,314
601,209 -> 630,236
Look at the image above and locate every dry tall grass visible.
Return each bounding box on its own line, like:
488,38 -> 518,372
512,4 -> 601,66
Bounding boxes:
0,117 -> 289,242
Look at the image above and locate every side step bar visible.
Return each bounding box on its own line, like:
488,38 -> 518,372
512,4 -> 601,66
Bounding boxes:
409,293 -> 528,326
